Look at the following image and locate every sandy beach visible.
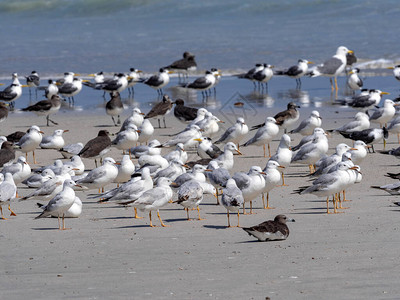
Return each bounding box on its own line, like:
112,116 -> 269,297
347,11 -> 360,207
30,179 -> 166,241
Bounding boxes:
1,90 -> 400,300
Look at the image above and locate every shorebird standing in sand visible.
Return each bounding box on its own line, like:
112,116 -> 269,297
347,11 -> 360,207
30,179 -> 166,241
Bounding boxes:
144,95 -> 174,128
22,95 -> 64,126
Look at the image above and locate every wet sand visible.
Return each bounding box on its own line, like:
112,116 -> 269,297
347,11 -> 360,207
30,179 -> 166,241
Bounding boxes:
1,81 -> 400,299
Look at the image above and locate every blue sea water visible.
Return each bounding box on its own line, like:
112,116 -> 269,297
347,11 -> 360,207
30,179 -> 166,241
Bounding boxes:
0,0 -> 400,113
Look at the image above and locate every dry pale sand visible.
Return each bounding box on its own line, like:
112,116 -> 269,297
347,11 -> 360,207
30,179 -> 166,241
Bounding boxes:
1,107 -> 400,300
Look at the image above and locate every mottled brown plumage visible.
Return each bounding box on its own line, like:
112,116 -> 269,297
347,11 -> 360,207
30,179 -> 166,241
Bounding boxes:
242,214 -> 295,242
0,141 -> 16,167
144,95 -> 173,128
79,130 -> 111,166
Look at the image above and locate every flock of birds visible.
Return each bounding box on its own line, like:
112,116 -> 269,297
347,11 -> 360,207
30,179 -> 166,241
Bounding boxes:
1,46 -> 400,241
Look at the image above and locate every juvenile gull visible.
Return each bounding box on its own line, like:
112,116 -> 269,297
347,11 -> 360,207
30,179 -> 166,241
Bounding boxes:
78,130 -> 111,167
173,99 -> 198,122
164,51 -> 197,82
144,95 -> 173,128
0,102 -> 8,123
105,92 -> 124,126
251,102 -> 300,133
21,95 -> 63,126
242,215 -> 295,242
0,141 -> 16,168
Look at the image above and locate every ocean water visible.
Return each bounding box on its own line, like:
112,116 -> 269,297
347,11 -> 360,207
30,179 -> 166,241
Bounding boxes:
1,0 -> 400,114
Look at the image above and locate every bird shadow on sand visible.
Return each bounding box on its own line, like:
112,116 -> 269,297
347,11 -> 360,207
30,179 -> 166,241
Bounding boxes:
31,227 -> 64,231
111,224 -> 150,229
94,124 -> 117,128
98,216 -> 135,220
203,224 -> 229,230
235,240 -> 270,244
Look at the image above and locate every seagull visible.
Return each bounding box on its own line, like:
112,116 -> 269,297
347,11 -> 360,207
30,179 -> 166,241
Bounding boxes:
174,180 -> 215,220
22,168 -> 55,188
37,196 -> 82,218
137,119 -> 154,145
309,46 -> 353,91
347,140 -> 369,165
243,117 -> 279,157
0,173 -> 17,219
387,65 -> 400,81
291,128 -> 326,151
59,142 -> 84,159
120,107 -> 145,130
347,68 -> 363,92
63,155 -> 85,175
221,178 -> 244,227
130,139 -> 161,158
215,117 -> 248,148
40,129 -> 68,150
289,110 -> 322,136
232,166 -> 266,214
35,179 -> 81,230
339,127 -> 388,152
132,177 -> 173,227
164,51 -> 197,82
25,70 -> 40,99
251,102 -> 300,134
17,125 -> 44,164
76,157 -> 118,192
210,142 -> 242,170
252,64 -> 274,91
22,95 -> 64,126
112,123 -> 140,155
275,59 -> 313,88
369,99 -> 397,127
153,159 -> 187,183
0,102 -> 8,123
162,125 -> 202,148
242,215 -> 295,242
269,134 -> 292,185
173,99 -> 198,122
114,155 -> 135,185
142,68 -> 172,96
171,164 -> 207,188
105,92 -> 124,126
58,78 -> 85,104
195,112 -> 222,138
144,95 -> 174,128
127,68 -> 142,95
137,153 -> 169,176
163,143 -> 188,163
329,112 -> 370,133
311,143 -> 353,176
0,141 -> 16,168
291,130 -> 329,173
261,160 -> 285,209
194,137 -> 222,159
1,156 -> 31,187
188,108 -> 208,127
78,130 -> 111,167
205,160 -> 231,201
295,162 -> 358,214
